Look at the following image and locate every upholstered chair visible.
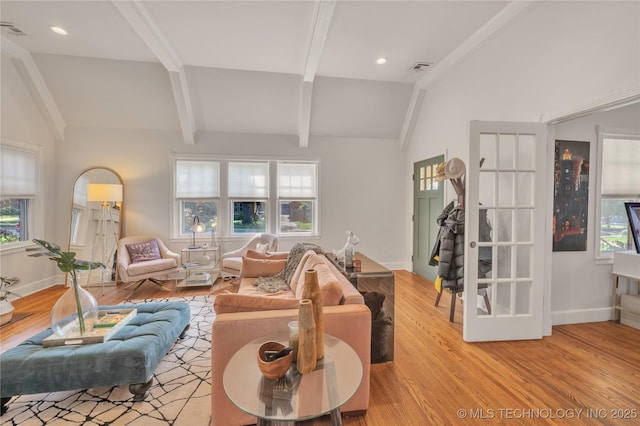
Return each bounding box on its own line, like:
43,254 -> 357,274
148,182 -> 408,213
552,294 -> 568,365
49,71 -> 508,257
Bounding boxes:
221,233 -> 279,278
117,236 -> 180,294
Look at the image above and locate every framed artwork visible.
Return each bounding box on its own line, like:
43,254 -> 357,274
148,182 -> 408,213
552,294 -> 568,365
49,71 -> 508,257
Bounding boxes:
625,202 -> 640,254
552,140 -> 590,251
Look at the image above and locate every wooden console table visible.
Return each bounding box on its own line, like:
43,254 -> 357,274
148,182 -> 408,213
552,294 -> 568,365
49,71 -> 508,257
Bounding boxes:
328,252 -> 394,363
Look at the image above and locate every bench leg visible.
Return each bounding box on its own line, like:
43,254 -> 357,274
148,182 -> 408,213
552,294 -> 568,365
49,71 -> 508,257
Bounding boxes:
129,378 -> 153,401
1,397 -> 11,414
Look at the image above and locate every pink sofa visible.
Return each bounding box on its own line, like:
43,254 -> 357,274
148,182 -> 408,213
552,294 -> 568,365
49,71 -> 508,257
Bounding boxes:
211,250 -> 371,426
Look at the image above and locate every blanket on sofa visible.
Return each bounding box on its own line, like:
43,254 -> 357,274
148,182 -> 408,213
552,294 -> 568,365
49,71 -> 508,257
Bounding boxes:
254,242 -> 324,292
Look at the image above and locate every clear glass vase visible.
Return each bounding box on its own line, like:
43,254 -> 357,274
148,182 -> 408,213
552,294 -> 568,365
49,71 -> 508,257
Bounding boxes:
50,284 -> 99,336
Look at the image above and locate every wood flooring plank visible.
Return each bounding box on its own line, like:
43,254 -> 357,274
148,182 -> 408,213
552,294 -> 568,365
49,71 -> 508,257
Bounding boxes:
1,271 -> 639,425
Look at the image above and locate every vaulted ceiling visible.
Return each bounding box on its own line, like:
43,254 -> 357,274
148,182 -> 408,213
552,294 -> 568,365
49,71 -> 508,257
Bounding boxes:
1,0 -> 533,148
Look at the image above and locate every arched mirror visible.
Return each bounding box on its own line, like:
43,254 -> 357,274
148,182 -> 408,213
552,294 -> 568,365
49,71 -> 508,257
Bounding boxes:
68,167 -> 124,287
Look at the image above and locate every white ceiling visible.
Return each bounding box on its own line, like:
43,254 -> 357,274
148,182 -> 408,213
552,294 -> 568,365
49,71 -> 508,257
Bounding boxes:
0,0 -> 516,145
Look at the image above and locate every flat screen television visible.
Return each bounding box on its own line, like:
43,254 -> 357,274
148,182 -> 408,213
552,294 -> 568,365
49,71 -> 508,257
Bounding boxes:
624,202 -> 640,254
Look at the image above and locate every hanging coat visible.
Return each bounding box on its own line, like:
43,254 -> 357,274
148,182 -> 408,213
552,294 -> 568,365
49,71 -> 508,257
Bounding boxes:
429,200 -> 455,266
437,205 -> 465,291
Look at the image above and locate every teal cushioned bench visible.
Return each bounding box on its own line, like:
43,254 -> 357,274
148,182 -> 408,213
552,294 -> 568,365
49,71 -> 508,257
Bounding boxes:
0,302 -> 190,413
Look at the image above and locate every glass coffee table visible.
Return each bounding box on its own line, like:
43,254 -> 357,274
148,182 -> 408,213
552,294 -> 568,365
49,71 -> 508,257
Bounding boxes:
223,333 -> 362,426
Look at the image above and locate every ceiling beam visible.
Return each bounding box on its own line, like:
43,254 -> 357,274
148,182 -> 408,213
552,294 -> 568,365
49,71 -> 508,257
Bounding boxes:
112,0 -> 195,144
399,86 -> 425,152
1,37 -> 66,141
398,0 -> 537,151
299,0 -> 336,148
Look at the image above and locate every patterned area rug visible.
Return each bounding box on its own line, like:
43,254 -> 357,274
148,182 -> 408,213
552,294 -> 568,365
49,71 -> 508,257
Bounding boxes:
1,296 -> 213,425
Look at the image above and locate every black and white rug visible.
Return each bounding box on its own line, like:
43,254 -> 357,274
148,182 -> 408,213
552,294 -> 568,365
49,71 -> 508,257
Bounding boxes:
1,296 -> 213,425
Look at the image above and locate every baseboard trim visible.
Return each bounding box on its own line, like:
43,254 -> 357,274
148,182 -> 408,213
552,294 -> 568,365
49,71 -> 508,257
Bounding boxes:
11,274 -> 65,299
551,307 -> 613,325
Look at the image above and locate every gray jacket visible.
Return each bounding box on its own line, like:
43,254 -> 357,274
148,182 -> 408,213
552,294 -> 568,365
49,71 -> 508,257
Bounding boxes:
437,205 -> 465,290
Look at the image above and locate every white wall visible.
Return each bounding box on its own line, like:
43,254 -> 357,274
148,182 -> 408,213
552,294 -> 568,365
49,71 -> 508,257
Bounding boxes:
53,128 -> 406,270
552,104 -> 640,324
406,1 -> 640,324
0,53 -> 61,296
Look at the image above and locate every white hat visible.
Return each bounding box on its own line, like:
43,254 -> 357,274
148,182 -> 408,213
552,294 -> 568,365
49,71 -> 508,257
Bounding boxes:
445,157 -> 466,179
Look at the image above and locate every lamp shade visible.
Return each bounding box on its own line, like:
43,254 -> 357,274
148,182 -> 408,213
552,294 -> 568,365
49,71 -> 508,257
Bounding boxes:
87,183 -> 123,202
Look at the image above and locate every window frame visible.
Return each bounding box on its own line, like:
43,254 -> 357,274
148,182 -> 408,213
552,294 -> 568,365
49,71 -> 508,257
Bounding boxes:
171,155 -> 320,242
277,161 -> 318,235
0,139 -> 43,252
594,127 -> 640,261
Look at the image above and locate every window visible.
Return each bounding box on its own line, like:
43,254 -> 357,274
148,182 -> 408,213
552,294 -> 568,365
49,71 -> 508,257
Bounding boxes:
172,157 -> 319,240
175,160 -> 219,236
596,129 -> 640,257
228,162 -> 268,234
278,162 -> 317,234
1,143 -> 39,247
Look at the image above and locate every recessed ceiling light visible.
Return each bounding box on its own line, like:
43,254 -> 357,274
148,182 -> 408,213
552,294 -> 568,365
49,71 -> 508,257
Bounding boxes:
49,25 -> 68,35
376,57 -> 387,65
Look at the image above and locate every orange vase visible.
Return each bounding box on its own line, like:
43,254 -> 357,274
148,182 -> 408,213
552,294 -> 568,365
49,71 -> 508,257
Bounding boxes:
297,299 -> 316,374
302,269 -> 325,359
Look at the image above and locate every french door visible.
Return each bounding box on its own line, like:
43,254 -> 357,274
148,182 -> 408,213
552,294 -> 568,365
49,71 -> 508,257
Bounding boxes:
464,121 -> 548,342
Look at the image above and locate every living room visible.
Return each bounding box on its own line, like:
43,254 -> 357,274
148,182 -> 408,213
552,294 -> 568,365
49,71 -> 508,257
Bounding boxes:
1,0 -> 639,424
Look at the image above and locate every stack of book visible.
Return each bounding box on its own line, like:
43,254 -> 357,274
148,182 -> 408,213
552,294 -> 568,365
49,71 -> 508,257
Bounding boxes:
187,271 -> 211,285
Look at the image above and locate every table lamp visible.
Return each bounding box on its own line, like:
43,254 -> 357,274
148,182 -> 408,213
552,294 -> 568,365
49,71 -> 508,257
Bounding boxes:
190,216 -> 205,249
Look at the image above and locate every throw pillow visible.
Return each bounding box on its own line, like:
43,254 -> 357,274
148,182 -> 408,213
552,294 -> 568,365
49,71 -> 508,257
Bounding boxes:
255,243 -> 269,254
246,249 -> 288,260
240,257 -> 287,278
126,239 -> 161,263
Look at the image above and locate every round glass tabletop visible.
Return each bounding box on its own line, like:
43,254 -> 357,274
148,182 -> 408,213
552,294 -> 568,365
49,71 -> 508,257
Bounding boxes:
223,332 -> 362,423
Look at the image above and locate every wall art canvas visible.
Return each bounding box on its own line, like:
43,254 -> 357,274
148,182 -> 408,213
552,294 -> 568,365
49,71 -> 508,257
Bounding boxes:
553,140 -> 590,251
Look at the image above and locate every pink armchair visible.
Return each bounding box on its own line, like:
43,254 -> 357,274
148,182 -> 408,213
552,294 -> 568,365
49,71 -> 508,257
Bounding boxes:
116,235 -> 180,294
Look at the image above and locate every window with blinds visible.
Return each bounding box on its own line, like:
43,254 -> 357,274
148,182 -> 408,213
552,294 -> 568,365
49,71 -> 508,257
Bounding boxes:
598,132 -> 640,256
175,160 -> 220,236
173,157 -> 319,238
278,162 -> 317,234
1,144 -> 39,246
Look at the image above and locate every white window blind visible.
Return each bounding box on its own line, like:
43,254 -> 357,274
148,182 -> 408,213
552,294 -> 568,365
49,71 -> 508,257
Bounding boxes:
228,162 -> 268,198
176,160 -> 220,198
602,138 -> 640,195
1,145 -> 37,197
278,163 -> 317,198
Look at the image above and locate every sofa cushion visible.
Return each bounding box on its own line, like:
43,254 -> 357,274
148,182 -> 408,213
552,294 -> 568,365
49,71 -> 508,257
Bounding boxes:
240,257 -> 287,278
214,293 -> 299,314
125,239 -> 161,263
294,253 -> 344,306
246,249 -> 289,260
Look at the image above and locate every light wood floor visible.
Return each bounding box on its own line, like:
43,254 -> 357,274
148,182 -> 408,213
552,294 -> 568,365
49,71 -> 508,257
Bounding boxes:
2,271 -> 639,425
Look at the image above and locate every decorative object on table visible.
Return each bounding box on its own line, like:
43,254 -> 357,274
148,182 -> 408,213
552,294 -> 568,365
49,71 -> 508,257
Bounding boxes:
27,239 -> 105,336
189,216 -> 206,249
87,183 -> 123,292
288,320 -> 299,360
42,307 -> 137,347
257,341 -> 293,380
624,202 -> 640,254
302,269 -> 325,360
202,222 -> 217,248
0,276 -> 20,325
296,298 -> 316,374
552,140 -> 590,252
333,230 -> 360,267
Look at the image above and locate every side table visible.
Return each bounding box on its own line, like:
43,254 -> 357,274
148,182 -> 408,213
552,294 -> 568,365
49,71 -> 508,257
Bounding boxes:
328,252 -> 395,363
223,333 -> 362,425
178,246 -> 220,288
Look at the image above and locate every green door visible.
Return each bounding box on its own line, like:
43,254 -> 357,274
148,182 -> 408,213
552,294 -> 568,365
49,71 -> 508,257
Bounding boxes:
413,155 -> 444,281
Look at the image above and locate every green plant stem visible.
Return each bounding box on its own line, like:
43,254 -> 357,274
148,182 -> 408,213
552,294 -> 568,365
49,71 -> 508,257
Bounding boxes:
70,270 -> 86,334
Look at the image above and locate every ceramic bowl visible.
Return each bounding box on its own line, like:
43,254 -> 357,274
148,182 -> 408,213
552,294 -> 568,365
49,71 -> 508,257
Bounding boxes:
257,341 -> 293,380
